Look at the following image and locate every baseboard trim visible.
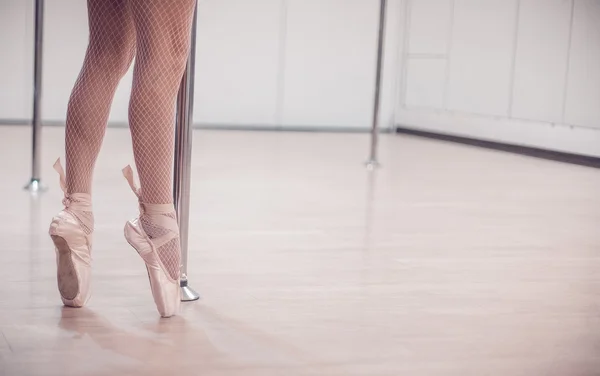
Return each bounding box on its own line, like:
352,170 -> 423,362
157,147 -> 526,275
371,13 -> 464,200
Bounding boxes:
0,120 -> 392,134
396,126 -> 600,169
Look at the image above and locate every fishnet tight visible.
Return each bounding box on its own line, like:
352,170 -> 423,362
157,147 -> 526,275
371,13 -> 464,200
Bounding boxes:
64,0 -> 196,280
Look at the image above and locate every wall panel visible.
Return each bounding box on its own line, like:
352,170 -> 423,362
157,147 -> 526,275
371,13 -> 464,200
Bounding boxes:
564,0 -> 600,129
511,0 -> 572,123
446,0 -> 518,116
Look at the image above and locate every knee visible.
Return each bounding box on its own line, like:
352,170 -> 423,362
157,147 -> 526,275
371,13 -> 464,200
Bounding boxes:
150,46 -> 189,75
168,37 -> 192,69
134,53 -> 189,94
86,39 -> 135,77
140,34 -> 191,76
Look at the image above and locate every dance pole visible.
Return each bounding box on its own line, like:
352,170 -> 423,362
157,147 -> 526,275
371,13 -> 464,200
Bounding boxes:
365,0 -> 388,170
25,0 -> 47,192
173,4 -> 200,302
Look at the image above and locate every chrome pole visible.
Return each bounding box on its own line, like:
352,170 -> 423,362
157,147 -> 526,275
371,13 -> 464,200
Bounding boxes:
365,0 -> 388,170
25,0 -> 47,192
173,4 -> 200,302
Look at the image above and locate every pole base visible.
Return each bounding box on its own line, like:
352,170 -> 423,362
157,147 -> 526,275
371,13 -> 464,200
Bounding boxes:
364,159 -> 380,170
180,279 -> 200,302
24,178 -> 47,193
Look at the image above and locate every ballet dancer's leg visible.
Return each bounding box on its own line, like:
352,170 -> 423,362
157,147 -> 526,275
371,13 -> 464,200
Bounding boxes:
66,0 -> 136,200
123,0 -> 196,317
50,0 -> 136,307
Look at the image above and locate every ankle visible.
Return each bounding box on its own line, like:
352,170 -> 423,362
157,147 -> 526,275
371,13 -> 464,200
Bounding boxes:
139,211 -> 179,239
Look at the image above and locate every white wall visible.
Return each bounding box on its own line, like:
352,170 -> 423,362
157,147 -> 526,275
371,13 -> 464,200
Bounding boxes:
397,0 -> 600,157
0,1 -> 33,121
2,0 -> 599,157
0,0 -> 402,130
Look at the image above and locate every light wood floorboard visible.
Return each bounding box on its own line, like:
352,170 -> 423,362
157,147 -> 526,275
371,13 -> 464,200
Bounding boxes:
0,125 -> 599,376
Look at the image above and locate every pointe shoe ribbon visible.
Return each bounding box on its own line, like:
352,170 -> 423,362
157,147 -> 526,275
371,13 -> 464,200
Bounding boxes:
53,158 -> 93,214
122,165 -> 179,246
50,158 -> 93,261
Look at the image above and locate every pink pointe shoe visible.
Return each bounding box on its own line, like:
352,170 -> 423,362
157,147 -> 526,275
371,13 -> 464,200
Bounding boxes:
122,166 -> 181,318
48,159 -> 93,307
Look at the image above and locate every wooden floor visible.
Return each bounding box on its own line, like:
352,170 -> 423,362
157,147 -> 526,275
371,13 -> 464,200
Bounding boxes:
0,125 -> 599,376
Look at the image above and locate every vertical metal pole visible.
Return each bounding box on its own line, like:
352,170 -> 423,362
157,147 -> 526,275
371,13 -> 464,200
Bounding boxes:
365,0 -> 388,170
173,4 -> 200,302
25,0 -> 47,192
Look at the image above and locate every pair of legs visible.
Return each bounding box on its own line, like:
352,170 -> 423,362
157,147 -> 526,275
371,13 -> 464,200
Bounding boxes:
51,0 -> 196,316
